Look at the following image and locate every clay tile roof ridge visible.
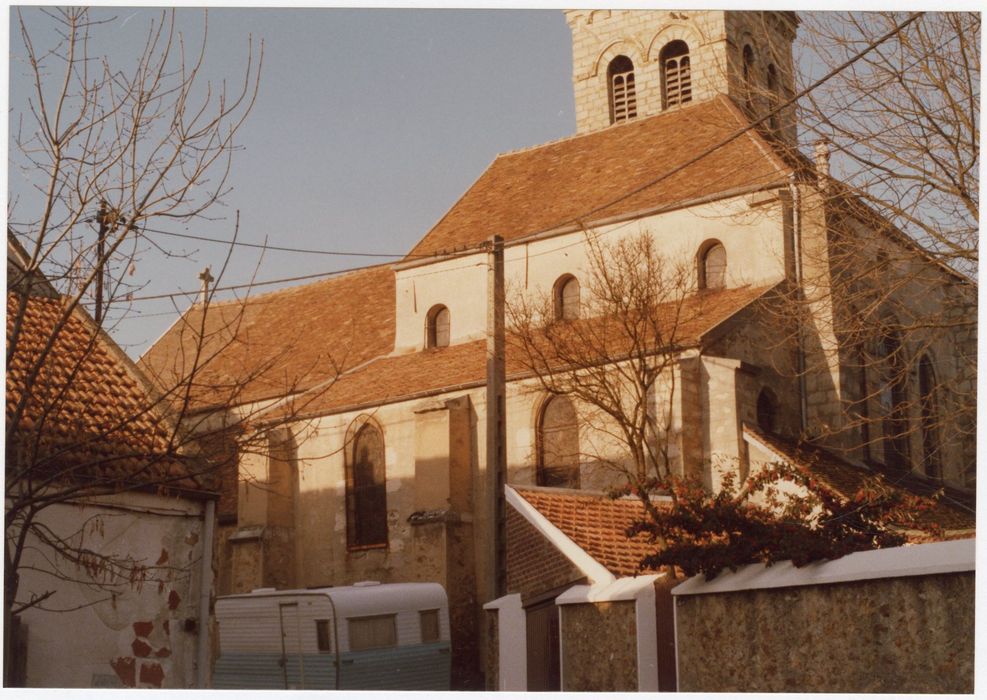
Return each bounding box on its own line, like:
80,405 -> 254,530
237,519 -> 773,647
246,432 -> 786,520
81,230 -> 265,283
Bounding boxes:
190,260 -> 396,310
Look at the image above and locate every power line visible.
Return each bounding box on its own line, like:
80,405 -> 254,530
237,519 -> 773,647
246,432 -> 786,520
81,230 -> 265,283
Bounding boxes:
83,12 -> 928,305
139,225 -> 429,258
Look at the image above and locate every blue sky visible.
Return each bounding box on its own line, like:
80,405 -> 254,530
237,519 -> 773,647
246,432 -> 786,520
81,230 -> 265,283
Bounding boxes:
8,7 -> 575,354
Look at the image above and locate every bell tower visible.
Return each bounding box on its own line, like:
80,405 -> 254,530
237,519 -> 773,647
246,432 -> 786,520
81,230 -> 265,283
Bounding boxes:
565,10 -> 798,142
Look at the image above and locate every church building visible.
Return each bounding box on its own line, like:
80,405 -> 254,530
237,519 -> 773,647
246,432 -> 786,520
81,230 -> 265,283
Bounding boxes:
140,9 -> 976,691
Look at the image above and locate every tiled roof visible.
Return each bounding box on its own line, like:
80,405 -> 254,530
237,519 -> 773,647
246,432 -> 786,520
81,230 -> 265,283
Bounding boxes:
513,487 -> 668,578
139,264 -> 395,410
744,425 -> 976,532
6,292 -> 198,491
275,283 -> 772,420
406,96 -> 792,258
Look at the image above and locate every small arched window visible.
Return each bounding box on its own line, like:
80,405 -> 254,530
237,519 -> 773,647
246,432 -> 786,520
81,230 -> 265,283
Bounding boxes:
698,241 -> 727,290
878,329 -> 909,469
756,388 -> 778,434
538,395 -> 580,489
660,41 -> 692,108
742,44 -> 756,112
766,64 -> 779,132
426,305 -> 450,348
554,275 -> 580,321
607,55 -> 637,124
918,354 -> 941,479
346,422 -> 388,549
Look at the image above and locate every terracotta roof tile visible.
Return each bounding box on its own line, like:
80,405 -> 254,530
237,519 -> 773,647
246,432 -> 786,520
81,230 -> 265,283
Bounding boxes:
745,425 -> 976,532
279,284 -> 772,419
512,487 -> 667,578
6,292 -> 196,490
139,264 -> 395,409
406,96 -> 791,258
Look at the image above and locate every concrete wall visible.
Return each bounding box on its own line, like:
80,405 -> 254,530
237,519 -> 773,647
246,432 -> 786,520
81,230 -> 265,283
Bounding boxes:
673,539 -> 975,693
15,491 -> 207,689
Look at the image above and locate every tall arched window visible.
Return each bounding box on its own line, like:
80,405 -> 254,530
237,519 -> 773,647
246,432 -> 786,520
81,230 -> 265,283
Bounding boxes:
766,64 -> 779,132
608,55 -> 637,124
660,40 -> 692,108
878,329 -> 909,469
538,395 -> 580,489
849,344 -> 871,461
426,304 -> 450,348
919,354 -> 941,479
698,241 -> 727,290
756,387 -> 778,434
554,275 -> 580,321
346,421 -> 388,549
742,44 -> 756,113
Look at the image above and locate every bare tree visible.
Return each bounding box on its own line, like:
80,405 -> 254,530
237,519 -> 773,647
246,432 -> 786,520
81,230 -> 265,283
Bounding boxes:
0,8 -> 333,686
797,12 -> 979,272
734,12 -> 978,487
506,232 -> 707,523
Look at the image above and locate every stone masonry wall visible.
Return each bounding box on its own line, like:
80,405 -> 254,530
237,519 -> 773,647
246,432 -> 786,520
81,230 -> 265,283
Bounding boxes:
560,601 -> 638,691
675,571 -> 974,693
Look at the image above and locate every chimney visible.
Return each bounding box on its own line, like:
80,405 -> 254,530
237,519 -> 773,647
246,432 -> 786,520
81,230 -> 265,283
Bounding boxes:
813,139 -> 831,188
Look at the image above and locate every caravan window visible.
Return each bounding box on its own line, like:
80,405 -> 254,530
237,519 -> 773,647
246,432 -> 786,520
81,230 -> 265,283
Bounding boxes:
349,614 -> 397,651
316,620 -> 332,653
420,609 -> 440,643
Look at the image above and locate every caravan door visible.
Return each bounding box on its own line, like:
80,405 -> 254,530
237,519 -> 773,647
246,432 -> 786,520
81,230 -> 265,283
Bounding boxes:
278,602 -> 307,689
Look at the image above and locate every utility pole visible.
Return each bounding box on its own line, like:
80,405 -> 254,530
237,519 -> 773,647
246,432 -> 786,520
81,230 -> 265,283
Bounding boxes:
485,235 -> 506,599
94,200 -> 108,326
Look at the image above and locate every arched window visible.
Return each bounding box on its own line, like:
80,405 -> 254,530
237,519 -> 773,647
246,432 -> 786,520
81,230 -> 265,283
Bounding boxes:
346,422 -> 387,549
878,329 -> 909,469
742,44 -> 756,112
766,64 -> 779,132
660,40 -> 692,108
607,55 -> 637,124
756,388 -> 778,434
426,304 -> 450,348
849,344 -> 871,461
698,241 -> 727,290
918,354 -> 941,479
554,275 -> 580,321
538,395 -> 580,489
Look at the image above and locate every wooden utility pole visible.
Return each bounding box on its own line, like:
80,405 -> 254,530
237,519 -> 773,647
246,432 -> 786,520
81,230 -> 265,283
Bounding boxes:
485,235 -> 506,599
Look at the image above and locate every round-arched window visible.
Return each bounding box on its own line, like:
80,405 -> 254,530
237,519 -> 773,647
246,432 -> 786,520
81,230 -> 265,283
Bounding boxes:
607,55 -> 637,124
538,395 -> 580,489
756,388 -> 778,434
554,275 -> 581,321
699,241 -> 727,290
426,305 -> 450,348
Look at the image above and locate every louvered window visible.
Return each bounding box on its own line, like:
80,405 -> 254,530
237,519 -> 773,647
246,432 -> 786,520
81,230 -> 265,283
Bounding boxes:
699,241 -> 727,290
660,41 -> 692,108
427,304 -> 450,348
607,56 -> 637,124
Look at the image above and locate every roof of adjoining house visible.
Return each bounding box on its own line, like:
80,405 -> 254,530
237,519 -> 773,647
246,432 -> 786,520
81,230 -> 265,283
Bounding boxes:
6,292 -> 200,492
513,486 -> 669,578
405,95 -> 793,259
138,264 -> 395,410
269,283 -> 773,421
744,424 -> 976,532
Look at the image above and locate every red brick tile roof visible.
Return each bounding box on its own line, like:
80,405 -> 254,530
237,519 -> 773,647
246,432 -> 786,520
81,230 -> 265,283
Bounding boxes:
513,487 -> 668,578
6,292 -> 198,491
406,96 -> 792,258
276,284 -> 772,420
744,425 -> 976,532
139,264 -> 395,410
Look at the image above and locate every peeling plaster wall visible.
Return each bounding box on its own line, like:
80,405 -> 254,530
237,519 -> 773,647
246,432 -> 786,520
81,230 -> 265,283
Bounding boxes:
675,571 -> 974,693
15,491 -> 207,688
